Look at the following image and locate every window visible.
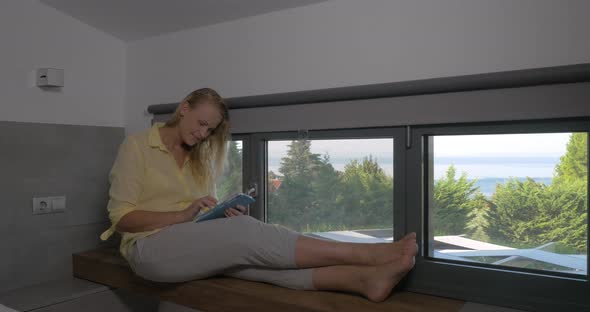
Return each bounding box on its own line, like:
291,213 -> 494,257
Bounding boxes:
258,129 -> 404,244
406,121 -> 590,311
428,133 -> 587,276
216,140 -> 243,200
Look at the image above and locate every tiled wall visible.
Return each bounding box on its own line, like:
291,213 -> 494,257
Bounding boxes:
0,121 -> 124,292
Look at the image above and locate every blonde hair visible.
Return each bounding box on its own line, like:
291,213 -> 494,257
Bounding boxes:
164,88 -> 230,192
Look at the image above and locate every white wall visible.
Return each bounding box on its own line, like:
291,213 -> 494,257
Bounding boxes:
0,0 -> 126,127
127,0 -> 590,134
0,0 -> 127,293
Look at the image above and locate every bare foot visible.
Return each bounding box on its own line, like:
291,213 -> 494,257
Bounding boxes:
362,254 -> 416,302
369,232 -> 417,266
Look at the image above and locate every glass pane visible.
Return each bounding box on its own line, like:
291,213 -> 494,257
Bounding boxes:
429,133 -> 588,276
267,138 -> 394,243
216,140 -> 243,200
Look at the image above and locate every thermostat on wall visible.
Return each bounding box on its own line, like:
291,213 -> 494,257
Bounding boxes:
36,68 -> 64,87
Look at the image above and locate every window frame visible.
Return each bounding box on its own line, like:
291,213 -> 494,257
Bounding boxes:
246,127 -> 407,240
405,118 -> 590,311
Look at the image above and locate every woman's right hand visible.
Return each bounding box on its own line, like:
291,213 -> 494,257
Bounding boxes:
181,195 -> 218,222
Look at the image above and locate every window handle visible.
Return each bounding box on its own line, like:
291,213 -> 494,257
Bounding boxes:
246,182 -> 258,198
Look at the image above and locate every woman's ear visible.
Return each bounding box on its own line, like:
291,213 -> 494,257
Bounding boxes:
180,101 -> 191,117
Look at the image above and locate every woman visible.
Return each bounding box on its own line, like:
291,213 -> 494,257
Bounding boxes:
100,88 -> 417,303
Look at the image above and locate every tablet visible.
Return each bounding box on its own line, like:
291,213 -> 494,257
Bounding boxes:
194,193 -> 256,223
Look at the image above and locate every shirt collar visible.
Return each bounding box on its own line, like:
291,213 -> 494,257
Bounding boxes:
148,122 -> 168,152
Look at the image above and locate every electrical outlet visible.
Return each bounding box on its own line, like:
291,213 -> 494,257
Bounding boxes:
32,197 -> 52,215
32,196 -> 66,215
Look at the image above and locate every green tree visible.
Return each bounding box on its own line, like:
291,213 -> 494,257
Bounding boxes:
487,133 -> 587,252
309,154 -> 342,226
268,140 -> 324,230
433,165 -> 486,236
554,133 -> 588,183
537,178 -> 587,252
466,195 -> 491,241
338,156 -> 393,229
540,132 -> 588,252
216,141 -> 242,200
488,178 -> 547,246
268,140 -> 394,233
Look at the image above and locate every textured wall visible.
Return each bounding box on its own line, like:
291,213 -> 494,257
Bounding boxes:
0,121 -> 124,292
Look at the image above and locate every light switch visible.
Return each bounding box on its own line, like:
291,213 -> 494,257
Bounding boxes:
52,196 -> 66,212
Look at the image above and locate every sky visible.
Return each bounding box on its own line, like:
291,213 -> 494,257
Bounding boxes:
266,133 -> 572,158
433,133 -> 571,157
268,138 -> 394,161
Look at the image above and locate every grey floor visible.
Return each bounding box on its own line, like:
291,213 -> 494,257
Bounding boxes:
0,278 -> 200,312
24,290 -> 199,312
0,277 -> 525,312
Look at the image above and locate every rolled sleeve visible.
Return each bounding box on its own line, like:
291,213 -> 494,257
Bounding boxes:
100,137 -> 145,241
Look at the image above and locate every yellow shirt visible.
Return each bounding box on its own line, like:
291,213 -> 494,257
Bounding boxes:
100,122 -> 215,261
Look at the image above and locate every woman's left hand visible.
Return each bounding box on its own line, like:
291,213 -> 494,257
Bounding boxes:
224,205 -> 247,217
